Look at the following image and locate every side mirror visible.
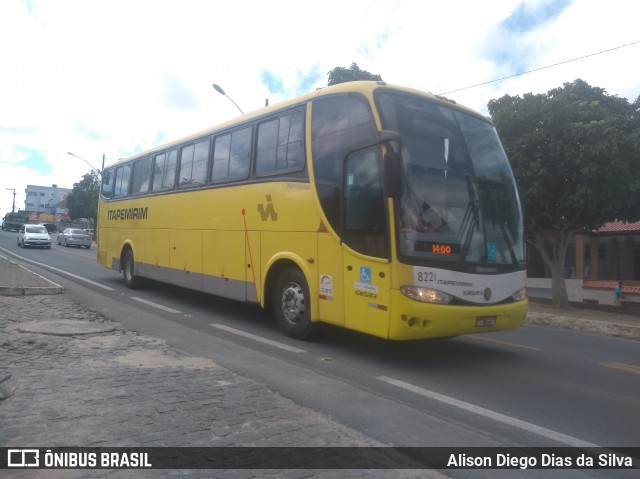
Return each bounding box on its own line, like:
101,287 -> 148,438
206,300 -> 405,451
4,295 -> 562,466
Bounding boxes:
380,130 -> 402,198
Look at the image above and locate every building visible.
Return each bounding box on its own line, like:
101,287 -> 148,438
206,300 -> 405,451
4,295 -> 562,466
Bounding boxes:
576,221 -> 640,282
527,221 -> 640,306
24,184 -> 71,223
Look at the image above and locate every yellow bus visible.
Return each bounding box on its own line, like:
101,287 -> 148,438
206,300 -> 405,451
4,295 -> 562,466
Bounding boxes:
97,81 -> 527,340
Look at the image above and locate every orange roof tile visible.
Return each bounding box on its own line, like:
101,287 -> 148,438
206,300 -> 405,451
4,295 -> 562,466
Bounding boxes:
596,221 -> 640,233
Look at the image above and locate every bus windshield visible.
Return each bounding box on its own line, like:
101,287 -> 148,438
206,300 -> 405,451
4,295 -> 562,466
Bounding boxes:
377,91 -> 525,269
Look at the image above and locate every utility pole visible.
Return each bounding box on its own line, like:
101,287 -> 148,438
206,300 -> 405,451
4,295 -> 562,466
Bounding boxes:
6,188 -> 16,213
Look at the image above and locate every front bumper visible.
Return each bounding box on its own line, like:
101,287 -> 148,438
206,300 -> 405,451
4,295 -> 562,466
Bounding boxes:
24,240 -> 51,248
388,289 -> 528,340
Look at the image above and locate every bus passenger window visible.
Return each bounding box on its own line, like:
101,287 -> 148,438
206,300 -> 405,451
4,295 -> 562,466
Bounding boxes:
179,139 -> 210,187
255,111 -> 304,176
152,150 -> 177,191
102,169 -> 115,198
113,164 -> 131,198
256,119 -> 278,174
212,126 -> 251,182
229,127 -> 251,178
212,134 -> 231,181
131,157 -> 152,195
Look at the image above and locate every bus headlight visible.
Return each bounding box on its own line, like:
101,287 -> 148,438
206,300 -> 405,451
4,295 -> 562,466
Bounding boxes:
401,285 -> 452,304
511,288 -> 528,302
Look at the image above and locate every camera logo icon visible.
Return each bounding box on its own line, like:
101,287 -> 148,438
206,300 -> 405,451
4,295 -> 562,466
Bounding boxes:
7,449 -> 40,467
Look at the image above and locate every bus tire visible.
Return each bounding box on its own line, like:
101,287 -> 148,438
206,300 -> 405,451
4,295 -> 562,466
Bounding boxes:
122,249 -> 142,289
273,267 -> 314,340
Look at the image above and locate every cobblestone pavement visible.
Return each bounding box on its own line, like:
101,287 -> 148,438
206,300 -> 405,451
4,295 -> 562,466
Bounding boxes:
0,257 -> 440,479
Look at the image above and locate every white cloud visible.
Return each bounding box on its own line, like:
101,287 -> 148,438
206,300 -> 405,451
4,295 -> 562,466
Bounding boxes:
1,0 -> 638,215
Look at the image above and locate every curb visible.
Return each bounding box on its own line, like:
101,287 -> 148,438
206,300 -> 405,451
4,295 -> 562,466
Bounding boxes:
527,312 -> 640,341
0,285 -> 64,296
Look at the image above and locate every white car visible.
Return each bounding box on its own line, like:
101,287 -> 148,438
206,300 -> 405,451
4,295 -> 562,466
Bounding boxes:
18,224 -> 52,249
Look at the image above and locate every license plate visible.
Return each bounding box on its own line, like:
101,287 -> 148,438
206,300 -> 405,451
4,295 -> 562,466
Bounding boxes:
476,316 -> 497,327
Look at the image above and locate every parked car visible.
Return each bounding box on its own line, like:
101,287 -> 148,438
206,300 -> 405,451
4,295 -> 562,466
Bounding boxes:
18,224 -> 51,249
39,222 -> 57,233
57,228 -> 92,249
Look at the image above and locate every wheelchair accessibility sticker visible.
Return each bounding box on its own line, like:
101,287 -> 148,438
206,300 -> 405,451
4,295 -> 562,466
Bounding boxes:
355,266 -> 378,296
360,266 -> 372,284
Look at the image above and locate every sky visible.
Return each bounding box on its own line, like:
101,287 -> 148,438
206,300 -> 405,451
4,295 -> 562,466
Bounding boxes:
1,0 -> 638,216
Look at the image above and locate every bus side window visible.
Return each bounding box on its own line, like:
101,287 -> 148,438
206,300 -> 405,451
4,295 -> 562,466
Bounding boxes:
255,110 -> 304,176
114,164 -> 132,198
212,134 -> 231,181
131,157 -> 152,195
152,149 -> 178,191
179,139 -> 210,187
311,94 -> 378,236
102,169 -> 115,198
211,126 -> 251,182
229,127 -> 251,178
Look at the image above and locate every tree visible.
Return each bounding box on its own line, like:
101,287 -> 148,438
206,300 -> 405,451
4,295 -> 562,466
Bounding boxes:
66,171 -> 100,227
327,62 -> 382,86
488,79 -> 640,307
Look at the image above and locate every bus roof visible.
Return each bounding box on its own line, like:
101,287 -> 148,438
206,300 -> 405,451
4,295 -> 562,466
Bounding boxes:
106,81 -> 487,168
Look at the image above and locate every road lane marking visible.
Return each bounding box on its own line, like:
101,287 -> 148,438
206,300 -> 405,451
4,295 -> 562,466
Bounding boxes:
601,362 -> 640,376
131,297 -> 181,313
377,376 -> 599,448
55,246 -> 95,259
465,335 -> 542,351
210,324 -> 307,353
0,246 -> 114,291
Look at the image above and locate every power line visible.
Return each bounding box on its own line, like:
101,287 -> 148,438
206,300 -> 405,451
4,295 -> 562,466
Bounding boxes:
439,40 -> 640,95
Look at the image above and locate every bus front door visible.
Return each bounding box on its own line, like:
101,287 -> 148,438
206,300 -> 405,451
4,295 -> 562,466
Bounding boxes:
342,254 -> 391,338
341,148 -> 391,338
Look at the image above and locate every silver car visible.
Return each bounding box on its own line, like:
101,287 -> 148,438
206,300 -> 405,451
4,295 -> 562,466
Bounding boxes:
18,224 -> 52,249
57,228 -> 92,249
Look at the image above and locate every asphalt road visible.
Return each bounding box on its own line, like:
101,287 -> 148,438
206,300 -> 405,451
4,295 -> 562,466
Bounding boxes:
1,229 -> 638,479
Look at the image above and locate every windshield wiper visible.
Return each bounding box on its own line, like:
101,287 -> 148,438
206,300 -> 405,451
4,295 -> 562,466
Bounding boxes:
457,174 -> 482,264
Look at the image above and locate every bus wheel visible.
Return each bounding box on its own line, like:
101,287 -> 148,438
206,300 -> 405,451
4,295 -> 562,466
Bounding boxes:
122,249 -> 142,289
273,268 -> 314,339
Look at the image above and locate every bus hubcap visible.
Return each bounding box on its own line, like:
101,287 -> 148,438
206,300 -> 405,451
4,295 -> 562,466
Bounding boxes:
281,282 -> 305,324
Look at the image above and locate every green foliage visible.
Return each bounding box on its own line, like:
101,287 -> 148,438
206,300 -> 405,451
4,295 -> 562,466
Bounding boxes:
327,62 -> 382,86
66,171 -> 100,224
489,79 -> 640,234
489,79 -> 640,306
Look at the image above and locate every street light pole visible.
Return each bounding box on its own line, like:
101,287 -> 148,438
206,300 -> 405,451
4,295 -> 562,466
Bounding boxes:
212,84 -> 244,115
67,152 -> 100,173
6,188 -> 16,213
66,152 -> 103,232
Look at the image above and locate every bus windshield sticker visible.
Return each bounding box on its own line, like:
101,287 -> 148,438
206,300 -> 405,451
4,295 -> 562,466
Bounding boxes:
487,242 -> 497,261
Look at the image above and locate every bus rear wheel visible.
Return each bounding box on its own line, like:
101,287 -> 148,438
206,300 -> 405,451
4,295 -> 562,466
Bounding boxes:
273,268 -> 314,339
122,249 -> 142,289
